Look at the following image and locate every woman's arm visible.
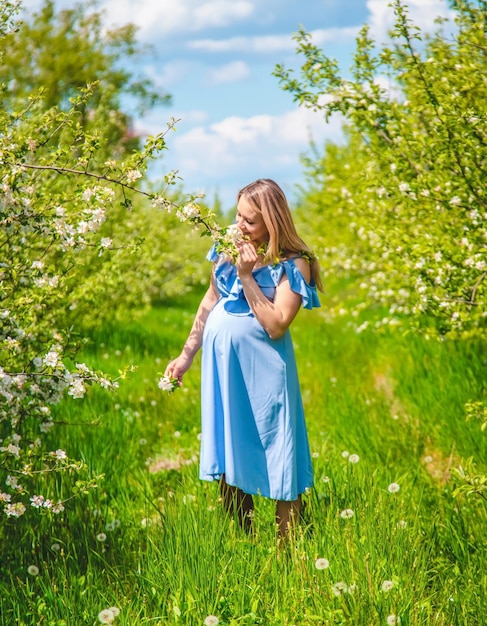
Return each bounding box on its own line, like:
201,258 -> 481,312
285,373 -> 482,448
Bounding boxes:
237,243 -> 310,340
164,272 -> 220,383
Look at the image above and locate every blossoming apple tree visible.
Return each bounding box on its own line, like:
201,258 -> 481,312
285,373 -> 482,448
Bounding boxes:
275,0 -> 487,339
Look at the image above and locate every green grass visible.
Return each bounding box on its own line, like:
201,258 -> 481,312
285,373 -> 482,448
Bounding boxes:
1,292 -> 486,625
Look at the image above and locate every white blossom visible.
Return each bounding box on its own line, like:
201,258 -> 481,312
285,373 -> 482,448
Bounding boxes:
30,495 -> 45,508
126,169 -> 142,183
77,220 -> 91,234
5,502 -> 26,517
225,224 -> 245,244
158,375 -> 178,392
89,208 -> 106,224
398,182 -> 410,194
68,377 -> 86,398
176,203 -> 201,221
6,475 -> 21,489
82,188 -> 95,202
4,444 -> 20,456
44,347 -> 61,368
51,501 -> 65,514
100,237 -> 113,249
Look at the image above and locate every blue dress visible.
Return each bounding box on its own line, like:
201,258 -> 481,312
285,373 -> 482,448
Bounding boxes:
200,246 -> 320,501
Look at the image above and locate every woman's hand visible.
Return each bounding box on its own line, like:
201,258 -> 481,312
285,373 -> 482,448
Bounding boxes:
236,241 -> 259,278
164,354 -> 193,386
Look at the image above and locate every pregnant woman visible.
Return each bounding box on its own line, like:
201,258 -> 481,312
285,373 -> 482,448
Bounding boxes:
165,178 -> 322,536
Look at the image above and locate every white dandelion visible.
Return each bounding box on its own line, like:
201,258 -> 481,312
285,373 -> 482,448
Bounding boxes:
98,608 -> 118,624
315,558 -> 330,570
381,580 -> 395,592
331,581 -> 348,596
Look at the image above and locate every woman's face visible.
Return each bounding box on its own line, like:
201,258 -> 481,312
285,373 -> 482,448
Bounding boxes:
235,196 -> 269,246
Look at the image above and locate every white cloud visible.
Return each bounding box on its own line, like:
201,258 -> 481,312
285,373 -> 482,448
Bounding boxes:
193,1 -> 254,29
207,61 -> 250,85
310,26 -> 361,46
190,25 -> 359,54
164,107 -> 343,201
189,33 -> 296,54
98,0 -> 255,41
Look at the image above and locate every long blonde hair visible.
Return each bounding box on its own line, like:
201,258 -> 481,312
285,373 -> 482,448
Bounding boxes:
237,179 -> 323,291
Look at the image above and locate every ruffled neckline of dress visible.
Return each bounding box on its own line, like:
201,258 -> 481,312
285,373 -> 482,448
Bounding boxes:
207,245 -> 320,315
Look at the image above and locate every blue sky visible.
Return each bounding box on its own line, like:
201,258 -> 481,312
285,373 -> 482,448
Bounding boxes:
21,0 -> 452,209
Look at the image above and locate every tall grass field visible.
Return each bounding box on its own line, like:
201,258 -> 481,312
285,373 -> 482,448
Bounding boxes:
1,290 -> 486,625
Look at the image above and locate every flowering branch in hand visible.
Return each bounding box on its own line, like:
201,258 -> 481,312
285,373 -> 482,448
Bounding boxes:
158,375 -> 180,393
